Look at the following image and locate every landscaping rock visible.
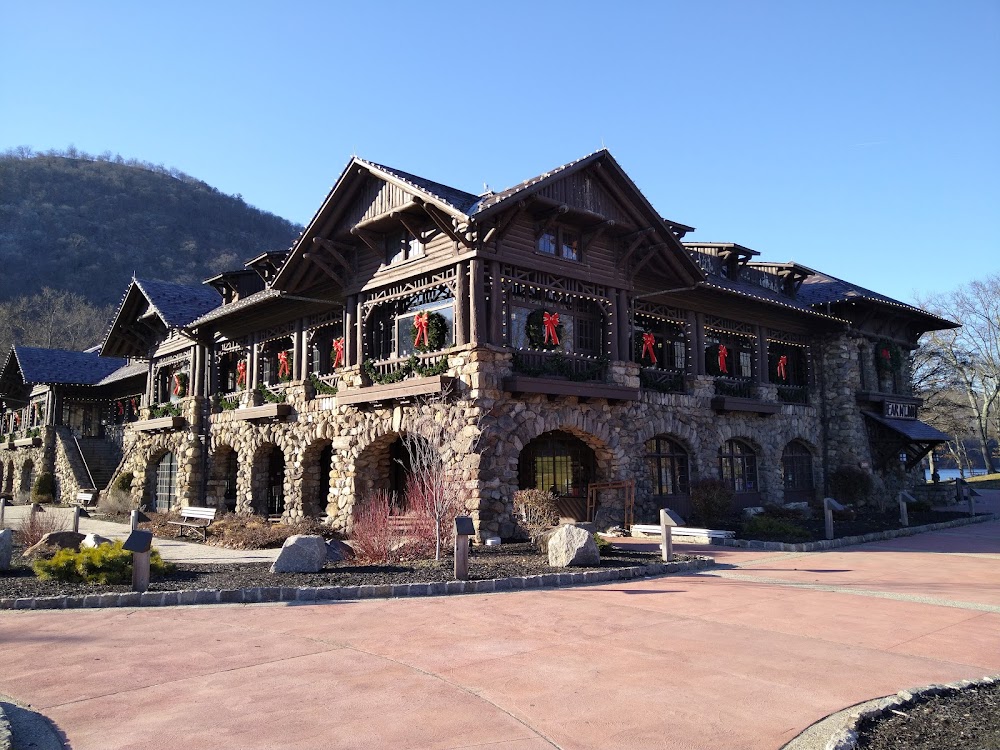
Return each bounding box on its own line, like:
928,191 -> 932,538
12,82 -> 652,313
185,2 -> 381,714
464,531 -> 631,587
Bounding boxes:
270,535 -> 328,573
743,506 -> 765,519
23,531 -> 85,558
81,533 -> 113,549
0,528 -> 12,571
325,539 -> 355,562
547,524 -> 600,567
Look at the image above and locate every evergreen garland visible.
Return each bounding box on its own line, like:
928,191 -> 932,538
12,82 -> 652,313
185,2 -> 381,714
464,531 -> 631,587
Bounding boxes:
525,309 -> 564,350
364,355 -> 450,385
411,311 -> 448,353
309,373 -> 339,395
257,383 -> 287,404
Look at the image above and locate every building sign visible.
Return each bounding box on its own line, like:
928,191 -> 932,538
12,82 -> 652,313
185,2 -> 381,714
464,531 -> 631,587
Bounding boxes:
883,400 -> 918,420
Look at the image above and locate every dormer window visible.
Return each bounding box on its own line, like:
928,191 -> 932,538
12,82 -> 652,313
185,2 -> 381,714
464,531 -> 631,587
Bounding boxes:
537,227 -> 580,262
386,230 -> 424,266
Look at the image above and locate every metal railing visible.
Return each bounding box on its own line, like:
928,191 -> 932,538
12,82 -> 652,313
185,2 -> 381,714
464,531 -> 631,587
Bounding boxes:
714,377 -> 757,399
776,384 -> 809,404
639,368 -> 686,394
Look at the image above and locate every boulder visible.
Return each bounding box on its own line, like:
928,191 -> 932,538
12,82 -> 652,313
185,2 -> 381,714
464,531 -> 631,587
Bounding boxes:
270,534 -> 328,573
23,531 -> 85,558
325,538 -> 355,562
547,524 -> 600,568
81,533 -> 113,549
0,528 -> 12,571
742,506 -> 765,519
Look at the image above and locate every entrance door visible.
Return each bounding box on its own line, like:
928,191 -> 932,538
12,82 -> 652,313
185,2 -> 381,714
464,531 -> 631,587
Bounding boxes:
155,453 -> 177,512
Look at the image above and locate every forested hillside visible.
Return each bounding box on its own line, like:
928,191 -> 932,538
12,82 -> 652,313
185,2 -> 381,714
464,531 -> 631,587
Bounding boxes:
0,148 -> 302,353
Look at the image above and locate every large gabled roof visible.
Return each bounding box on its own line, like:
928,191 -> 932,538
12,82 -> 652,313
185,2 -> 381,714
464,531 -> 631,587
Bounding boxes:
131,278 -> 221,328
2,346 -> 128,388
362,160 -> 481,215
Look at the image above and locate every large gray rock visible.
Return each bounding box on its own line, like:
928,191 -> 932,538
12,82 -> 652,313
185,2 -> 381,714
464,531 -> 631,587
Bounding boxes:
270,534 -> 328,573
325,538 -> 355,562
81,533 -> 113,549
23,531 -> 85,559
547,524 -> 600,567
0,528 -> 12,571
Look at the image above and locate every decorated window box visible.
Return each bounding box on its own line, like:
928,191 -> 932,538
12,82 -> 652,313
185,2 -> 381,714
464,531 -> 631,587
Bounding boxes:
134,416 -> 187,433
230,403 -> 293,421
503,374 -> 639,402
510,350 -> 608,383
12,437 -> 42,448
363,352 -> 450,386
338,374 -> 456,406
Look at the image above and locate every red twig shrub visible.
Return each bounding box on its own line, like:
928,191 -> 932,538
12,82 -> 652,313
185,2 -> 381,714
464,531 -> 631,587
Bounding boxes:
351,490 -> 407,563
16,509 -> 69,548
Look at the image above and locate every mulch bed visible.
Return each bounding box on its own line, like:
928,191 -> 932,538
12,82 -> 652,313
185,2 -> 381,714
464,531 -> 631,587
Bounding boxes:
0,542 -> 674,599
855,681 -> 1000,750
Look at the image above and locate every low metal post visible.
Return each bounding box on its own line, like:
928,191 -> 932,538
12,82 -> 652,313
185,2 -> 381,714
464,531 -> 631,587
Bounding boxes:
132,551 -> 151,593
454,516 -> 474,581
0,497 -> 6,529
824,498 -> 834,541
660,508 -> 676,562
72,505 -> 81,533
131,509 -> 140,531
898,493 -> 908,527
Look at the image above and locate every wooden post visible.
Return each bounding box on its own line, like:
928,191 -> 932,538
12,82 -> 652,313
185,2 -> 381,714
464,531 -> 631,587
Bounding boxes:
823,497 -> 844,540
968,482 -> 975,517
454,533 -> 469,581
489,261 -> 503,345
132,551 -> 151,593
455,261 -> 469,346
470,258 -> 485,347
660,508 -> 676,562
757,326 -> 769,384
345,295 -> 356,368
73,505 -> 82,533
356,294 -> 366,369
693,312 -> 706,375
898,492 -> 909,527
616,289 -> 630,363
0,497 -> 6,528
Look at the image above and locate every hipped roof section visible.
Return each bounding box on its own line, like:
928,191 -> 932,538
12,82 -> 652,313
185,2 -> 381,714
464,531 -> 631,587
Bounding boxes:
1,346 -> 130,403
101,277 -> 222,358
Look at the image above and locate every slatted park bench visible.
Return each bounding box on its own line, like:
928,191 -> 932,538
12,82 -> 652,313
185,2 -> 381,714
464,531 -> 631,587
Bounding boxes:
167,506 -> 217,540
73,490 -> 99,507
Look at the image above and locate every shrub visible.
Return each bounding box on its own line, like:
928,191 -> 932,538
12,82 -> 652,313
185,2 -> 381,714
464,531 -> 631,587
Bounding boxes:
16,509 -> 69,547
907,498 -> 932,513
513,488 -> 560,541
112,472 -> 134,492
351,490 -> 408,564
593,532 -> 612,553
689,479 -> 734,527
829,465 -> 873,506
741,515 -> 812,543
33,540 -> 170,584
30,472 -> 56,503
762,503 -> 806,520
98,488 -> 137,515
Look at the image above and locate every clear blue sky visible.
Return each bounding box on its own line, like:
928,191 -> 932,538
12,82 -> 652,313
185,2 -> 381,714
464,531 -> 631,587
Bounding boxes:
2,1 -> 997,304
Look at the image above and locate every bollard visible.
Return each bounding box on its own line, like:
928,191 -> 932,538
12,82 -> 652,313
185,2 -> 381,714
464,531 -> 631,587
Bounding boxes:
454,516 -> 474,581
898,492 -> 909,527
660,508 -> 677,562
73,505 -> 81,533
0,497 -> 6,529
823,498 -> 845,541
123,530 -> 153,593
968,485 -> 975,517
131,509 -> 140,531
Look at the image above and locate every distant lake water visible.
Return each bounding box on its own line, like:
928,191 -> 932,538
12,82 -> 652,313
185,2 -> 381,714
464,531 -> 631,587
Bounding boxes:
924,468 -> 989,482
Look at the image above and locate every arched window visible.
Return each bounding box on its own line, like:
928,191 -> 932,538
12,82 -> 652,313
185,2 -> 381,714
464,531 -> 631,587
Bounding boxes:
267,448 -> 285,517
718,440 -> 758,494
19,460 -> 34,494
782,441 -> 814,502
154,453 -> 177,513
518,431 -> 595,499
645,437 -> 689,496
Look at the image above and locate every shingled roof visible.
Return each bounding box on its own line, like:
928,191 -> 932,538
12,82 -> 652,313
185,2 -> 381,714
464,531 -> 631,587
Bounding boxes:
133,278 -> 222,328
7,347 -> 128,386
361,160 -> 481,215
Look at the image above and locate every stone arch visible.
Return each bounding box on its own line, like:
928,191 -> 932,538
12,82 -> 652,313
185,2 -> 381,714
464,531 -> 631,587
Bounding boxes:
3,460 -> 12,493
208,444 -> 239,512
782,438 -> 819,504
717,437 -> 762,510
641,433 -> 695,521
143,449 -> 178,512
300,439 -> 334,519
353,430 -> 437,515
517,429 -> 598,522
19,459 -> 34,495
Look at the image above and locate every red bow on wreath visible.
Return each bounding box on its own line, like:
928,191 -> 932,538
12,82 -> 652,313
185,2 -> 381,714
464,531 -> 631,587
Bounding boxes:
172,373 -> 184,396
881,348 -> 891,361
332,337 -> 345,368
130,397 -> 138,413
236,360 -> 247,388
641,332 -> 657,364
413,312 -> 430,348
718,344 -> 729,374
13,413 -> 20,426
277,351 -> 291,379
542,312 -> 560,345
777,355 -> 788,381
117,400 -> 124,416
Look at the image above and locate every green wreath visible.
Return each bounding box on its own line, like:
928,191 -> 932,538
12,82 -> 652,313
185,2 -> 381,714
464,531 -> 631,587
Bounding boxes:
526,309 -> 565,350
874,340 -> 903,378
411,311 -> 448,353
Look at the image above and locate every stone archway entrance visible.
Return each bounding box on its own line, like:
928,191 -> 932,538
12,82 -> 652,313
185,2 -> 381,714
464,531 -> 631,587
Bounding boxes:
518,430 -> 596,521
19,460 -> 35,495
4,460 -> 12,494
151,452 -> 177,513
301,441 -> 333,518
251,444 -> 286,518
209,446 -> 239,512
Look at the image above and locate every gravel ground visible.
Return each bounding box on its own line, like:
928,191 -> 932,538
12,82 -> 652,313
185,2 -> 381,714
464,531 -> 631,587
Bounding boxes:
855,681 -> 1000,750
0,542 -> 673,599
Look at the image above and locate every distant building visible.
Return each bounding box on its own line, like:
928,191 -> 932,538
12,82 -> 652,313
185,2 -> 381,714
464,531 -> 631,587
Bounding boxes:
0,150 -> 956,537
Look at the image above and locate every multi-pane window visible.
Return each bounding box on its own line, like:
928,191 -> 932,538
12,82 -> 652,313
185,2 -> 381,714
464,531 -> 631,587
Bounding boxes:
518,431 -> 595,498
154,452 -> 177,513
386,230 -> 424,266
768,343 -> 807,386
635,317 -> 686,371
646,437 -> 690,496
705,333 -> 755,379
719,439 -> 758,494
782,441 -> 814,492
396,302 -> 455,357
508,295 -> 605,356
537,227 -> 580,261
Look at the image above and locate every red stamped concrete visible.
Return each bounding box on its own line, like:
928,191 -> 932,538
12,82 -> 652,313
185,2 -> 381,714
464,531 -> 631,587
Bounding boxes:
1,520 -> 998,750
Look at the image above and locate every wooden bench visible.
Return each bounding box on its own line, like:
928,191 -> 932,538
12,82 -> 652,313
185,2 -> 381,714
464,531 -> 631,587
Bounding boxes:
631,524 -> 735,541
73,490 -> 99,507
166,506 -> 217,540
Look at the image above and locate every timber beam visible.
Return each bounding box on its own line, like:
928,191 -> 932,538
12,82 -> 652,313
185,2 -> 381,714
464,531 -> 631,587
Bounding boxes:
303,253 -> 346,288
313,237 -> 352,271
417,201 -> 472,248
350,227 -> 384,258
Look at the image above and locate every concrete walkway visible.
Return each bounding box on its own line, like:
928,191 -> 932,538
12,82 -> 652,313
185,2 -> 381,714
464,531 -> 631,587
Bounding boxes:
1,519 -> 998,749
0,505 -> 280,564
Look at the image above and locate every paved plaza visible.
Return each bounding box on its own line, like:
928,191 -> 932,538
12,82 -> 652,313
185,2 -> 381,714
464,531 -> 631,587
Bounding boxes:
1,504 -> 998,749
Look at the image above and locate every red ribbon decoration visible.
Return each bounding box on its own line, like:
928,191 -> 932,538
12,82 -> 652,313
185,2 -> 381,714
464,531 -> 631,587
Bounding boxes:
542,312 -> 560,345
172,373 -> 184,396
117,400 -> 124,416
413,312 -> 430,348
13,413 -> 20,426
718,344 -> 729,374
130,397 -> 138,413
881,348 -> 891,361
277,351 -> 291,379
332,337 -> 345,368
236,361 -> 247,388
641,333 -> 657,364
777,355 -> 788,381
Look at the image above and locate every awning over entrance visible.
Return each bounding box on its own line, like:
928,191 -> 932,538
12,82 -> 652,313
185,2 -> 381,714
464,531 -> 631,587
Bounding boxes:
863,411 -> 950,470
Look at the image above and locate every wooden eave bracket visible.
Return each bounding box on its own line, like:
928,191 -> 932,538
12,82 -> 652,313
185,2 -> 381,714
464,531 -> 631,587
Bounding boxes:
350,227 -> 384,258
417,201 -> 472,249
313,237 -> 352,271
582,219 -> 616,253
533,204 -> 569,235
621,227 -> 655,265
481,200 -> 527,248
303,253 -> 346,288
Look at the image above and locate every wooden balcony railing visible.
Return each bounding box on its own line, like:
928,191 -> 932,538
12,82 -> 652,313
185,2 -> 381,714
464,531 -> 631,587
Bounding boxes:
776,384 -> 809,405
639,368 -> 686,394
714,377 -> 757,399
511,350 -> 608,383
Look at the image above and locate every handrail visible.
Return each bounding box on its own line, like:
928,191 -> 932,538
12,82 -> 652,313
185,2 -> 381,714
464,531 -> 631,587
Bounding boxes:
72,433 -> 98,490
